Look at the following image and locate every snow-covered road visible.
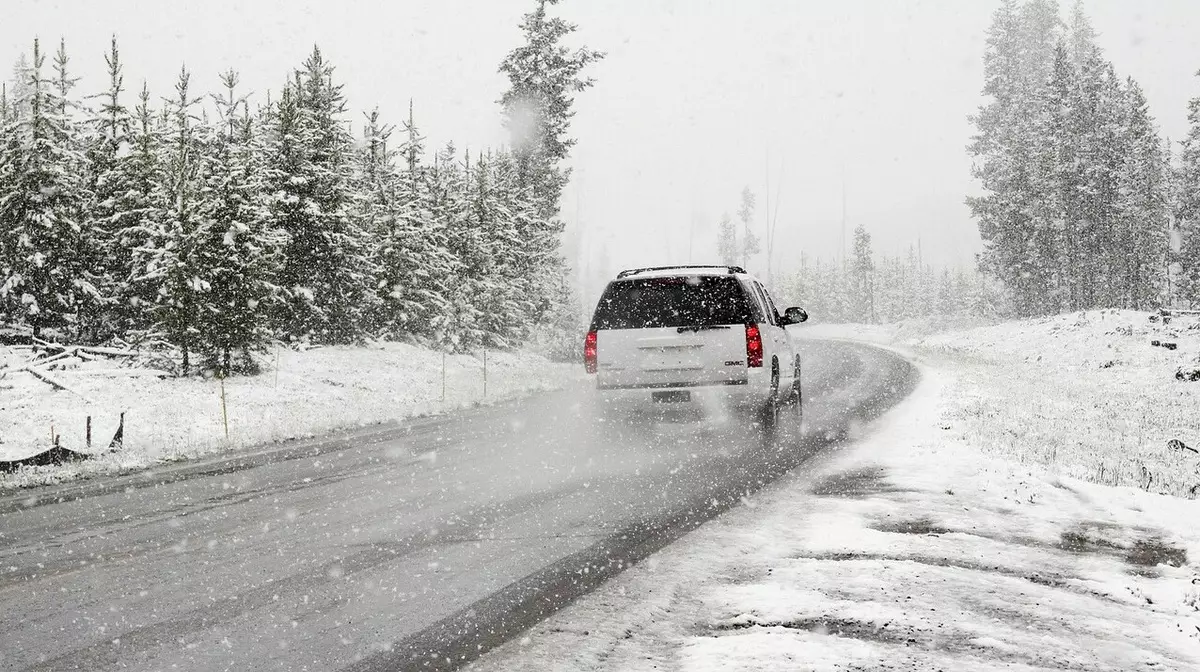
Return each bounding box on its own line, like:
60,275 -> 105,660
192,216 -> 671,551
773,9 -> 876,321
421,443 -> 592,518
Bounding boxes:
0,340 -> 915,671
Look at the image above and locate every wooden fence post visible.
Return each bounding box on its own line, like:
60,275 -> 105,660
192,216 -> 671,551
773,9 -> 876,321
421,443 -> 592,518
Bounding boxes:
220,376 -> 229,440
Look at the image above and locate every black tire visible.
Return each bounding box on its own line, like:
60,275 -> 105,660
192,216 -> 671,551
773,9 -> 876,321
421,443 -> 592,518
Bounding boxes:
791,356 -> 803,412
760,359 -> 781,435
785,355 -> 803,436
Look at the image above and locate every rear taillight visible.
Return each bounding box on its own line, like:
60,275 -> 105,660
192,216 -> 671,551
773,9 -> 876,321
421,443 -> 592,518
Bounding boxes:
745,324 -> 763,368
584,330 -> 598,374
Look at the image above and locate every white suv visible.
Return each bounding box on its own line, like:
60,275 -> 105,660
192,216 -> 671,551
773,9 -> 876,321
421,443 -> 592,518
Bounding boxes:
584,265 -> 808,432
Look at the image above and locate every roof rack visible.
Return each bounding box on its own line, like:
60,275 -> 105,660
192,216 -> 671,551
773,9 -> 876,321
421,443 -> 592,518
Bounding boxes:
615,264 -> 747,279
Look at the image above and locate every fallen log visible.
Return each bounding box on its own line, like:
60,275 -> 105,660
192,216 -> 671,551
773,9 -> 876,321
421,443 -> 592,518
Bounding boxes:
29,339 -> 137,358
0,349 -> 77,375
79,346 -> 140,358
63,368 -> 172,378
25,368 -> 95,404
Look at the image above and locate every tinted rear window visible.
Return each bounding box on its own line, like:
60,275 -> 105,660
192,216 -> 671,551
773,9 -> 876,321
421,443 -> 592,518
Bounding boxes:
589,276 -> 754,330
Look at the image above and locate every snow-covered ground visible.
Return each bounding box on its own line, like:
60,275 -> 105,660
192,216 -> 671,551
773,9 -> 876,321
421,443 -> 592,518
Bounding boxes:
917,310 -> 1200,498
469,312 -> 1200,671
0,342 -> 573,488
811,310 -> 1200,497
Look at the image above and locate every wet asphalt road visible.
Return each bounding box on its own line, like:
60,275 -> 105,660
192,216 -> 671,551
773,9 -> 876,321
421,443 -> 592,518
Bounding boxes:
0,339 -> 916,671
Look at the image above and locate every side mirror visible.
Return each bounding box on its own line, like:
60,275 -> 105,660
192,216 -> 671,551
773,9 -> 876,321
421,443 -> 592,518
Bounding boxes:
783,307 -> 808,325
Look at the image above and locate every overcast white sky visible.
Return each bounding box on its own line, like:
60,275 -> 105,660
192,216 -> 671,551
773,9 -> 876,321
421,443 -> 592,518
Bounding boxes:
4,0 -> 1200,299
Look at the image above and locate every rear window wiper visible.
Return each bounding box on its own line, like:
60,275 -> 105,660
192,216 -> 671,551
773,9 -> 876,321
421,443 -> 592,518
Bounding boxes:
676,325 -> 732,333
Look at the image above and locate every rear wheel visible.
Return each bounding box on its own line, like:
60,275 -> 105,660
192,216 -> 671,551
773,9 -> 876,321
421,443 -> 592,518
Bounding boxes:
785,356 -> 804,436
759,360 -> 782,436
790,356 -> 803,411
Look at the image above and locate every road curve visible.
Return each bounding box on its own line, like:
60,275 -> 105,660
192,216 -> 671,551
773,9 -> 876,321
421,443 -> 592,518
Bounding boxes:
0,339 -> 916,672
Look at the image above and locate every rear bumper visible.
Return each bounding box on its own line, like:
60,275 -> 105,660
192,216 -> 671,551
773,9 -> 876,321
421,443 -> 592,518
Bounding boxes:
591,372 -> 772,416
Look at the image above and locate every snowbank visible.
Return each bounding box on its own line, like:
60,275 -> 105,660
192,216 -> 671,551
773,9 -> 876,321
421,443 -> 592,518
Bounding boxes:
801,310 -> 1200,497
909,309 -> 1200,498
0,342 -> 574,487
468,363 -> 1200,672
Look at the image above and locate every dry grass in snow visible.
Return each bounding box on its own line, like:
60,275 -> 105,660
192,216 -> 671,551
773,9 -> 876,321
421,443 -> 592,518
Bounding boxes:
912,310 -> 1200,498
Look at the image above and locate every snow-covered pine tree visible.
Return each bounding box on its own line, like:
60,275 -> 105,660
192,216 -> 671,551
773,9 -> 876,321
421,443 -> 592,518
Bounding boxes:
0,39 -> 96,340
468,150 -> 525,348
904,245 -> 923,316
952,268 -> 974,315
1050,41 -> 1083,311
968,0 -> 1171,316
1164,137 -> 1183,307
267,47 -> 377,344
193,70 -> 285,375
429,143 -> 485,351
716,212 -> 738,266
1026,41 -> 1073,314
356,106 -> 397,336
893,255 -> 916,320
1093,61 -> 1131,308
792,257 -> 820,320
1016,0 -> 1060,90
489,149 -> 544,344
7,54 -> 32,120
391,102 -> 454,341
1060,0 -> 1095,306
1176,74 -> 1200,306
0,73 -> 17,324
839,259 -> 856,322
110,82 -> 166,334
1056,22 -> 1117,309
935,269 -> 955,315
498,0 -> 604,223
782,252 -> 809,314
498,0 -> 603,346
1114,78 -> 1168,310
1067,0 -> 1094,70
1012,0 -> 1059,312
0,91 -> 14,326
138,67 -> 207,371
850,224 -> 874,322
872,255 -> 896,322
53,38 -> 109,339
814,258 -> 849,323
738,186 -> 760,270
84,36 -> 135,340
968,0 -> 1040,315
813,258 -> 833,321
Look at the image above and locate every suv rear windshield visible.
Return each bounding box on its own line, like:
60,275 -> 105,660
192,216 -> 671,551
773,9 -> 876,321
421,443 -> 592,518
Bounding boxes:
590,275 -> 755,330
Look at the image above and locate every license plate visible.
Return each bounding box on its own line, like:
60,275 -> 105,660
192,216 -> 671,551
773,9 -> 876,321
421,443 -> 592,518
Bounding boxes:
652,390 -> 691,403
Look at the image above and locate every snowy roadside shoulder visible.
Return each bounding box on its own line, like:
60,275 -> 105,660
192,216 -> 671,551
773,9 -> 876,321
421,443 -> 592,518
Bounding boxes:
805,310 -> 1200,498
468,361 -> 1200,672
911,309 -> 1200,498
0,343 -> 576,489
